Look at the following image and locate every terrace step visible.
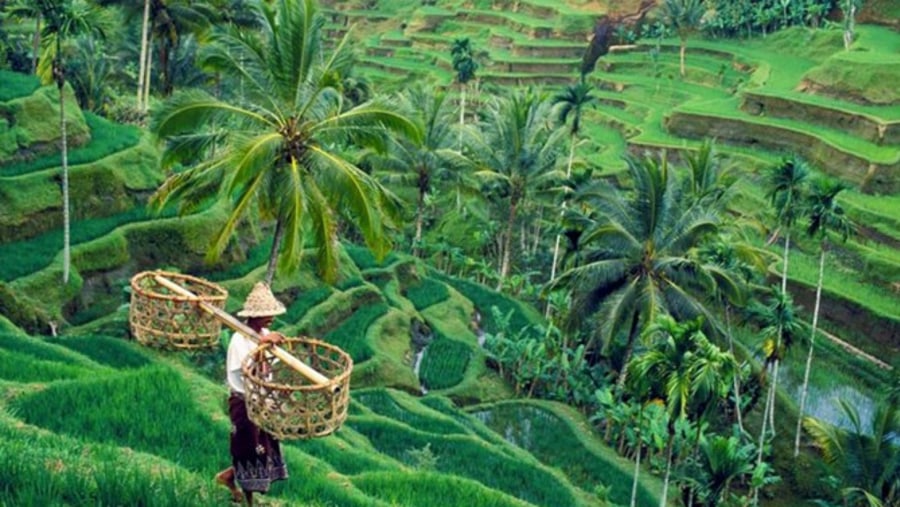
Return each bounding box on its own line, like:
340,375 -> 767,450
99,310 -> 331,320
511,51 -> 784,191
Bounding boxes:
741,91 -> 900,145
665,109 -> 899,194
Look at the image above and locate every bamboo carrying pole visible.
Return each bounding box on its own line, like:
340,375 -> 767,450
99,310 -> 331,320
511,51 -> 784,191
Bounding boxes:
153,274 -> 330,386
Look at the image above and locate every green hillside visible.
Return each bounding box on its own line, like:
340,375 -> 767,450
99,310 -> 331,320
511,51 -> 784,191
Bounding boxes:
0,1 -> 897,506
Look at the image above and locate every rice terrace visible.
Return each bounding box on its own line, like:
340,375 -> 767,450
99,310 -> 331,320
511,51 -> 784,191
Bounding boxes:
0,0 -> 898,505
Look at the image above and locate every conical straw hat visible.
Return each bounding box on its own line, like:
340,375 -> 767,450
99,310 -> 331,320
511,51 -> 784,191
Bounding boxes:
237,282 -> 286,317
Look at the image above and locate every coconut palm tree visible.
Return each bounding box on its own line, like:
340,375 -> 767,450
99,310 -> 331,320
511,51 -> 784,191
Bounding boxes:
548,80 -> 597,283
803,398 -> 900,506
662,0 -> 705,77
35,0 -> 106,284
367,85 -> 470,256
470,89 -> 567,289
766,154 -> 809,293
628,316 -> 736,507
552,153 -> 740,388
748,285 -> 803,504
450,37 -> 477,149
793,177 -> 854,457
151,0 -> 419,285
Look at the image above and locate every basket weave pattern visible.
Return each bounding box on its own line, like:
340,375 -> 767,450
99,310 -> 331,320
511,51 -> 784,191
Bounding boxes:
129,271 -> 228,349
242,338 -> 352,440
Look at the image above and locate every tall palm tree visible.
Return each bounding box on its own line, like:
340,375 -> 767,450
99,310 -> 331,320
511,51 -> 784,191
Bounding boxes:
36,0 -> 106,284
748,285 -> 802,504
695,434 -> 755,506
803,399 -> 900,506
151,0 -> 419,285
794,177 -> 854,457
368,86 -> 470,257
553,153 -> 739,388
470,89 -> 566,289
766,154 -> 809,293
450,37 -> 477,149
628,316 -> 736,507
548,80 -> 597,283
662,0 -> 705,77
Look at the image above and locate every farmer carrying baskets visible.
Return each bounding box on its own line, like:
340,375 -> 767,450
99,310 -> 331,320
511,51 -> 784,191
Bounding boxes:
215,282 -> 289,505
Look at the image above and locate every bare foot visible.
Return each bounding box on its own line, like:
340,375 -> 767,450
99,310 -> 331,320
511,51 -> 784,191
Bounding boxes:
215,470 -> 244,503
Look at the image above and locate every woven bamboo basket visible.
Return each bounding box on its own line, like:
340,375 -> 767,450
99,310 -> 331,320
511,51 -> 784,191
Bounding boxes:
242,337 -> 352,440
129,271 -> 228,349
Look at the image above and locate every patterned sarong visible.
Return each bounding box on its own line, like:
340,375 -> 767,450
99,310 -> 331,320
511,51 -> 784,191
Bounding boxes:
229,392 -> 288,493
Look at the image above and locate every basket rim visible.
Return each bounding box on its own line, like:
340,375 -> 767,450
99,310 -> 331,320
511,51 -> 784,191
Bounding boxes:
241,336 -> 353,392
130,270 -> 228,302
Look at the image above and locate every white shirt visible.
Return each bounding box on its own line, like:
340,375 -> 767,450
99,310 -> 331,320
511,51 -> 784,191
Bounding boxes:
226,328 -> 268,393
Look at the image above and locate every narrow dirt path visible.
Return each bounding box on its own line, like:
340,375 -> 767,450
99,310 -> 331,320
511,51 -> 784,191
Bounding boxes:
818,328 -> 893,370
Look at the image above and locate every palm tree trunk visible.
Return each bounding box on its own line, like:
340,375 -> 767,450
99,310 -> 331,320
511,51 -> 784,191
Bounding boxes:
31,16 -> 41,75
143,33 -> 153,110
660,433 -> 674,507
615,310 -> 642,390
549,137 -> 577,287
781,232 -> 791,293
768,359 -> 779,434
679,39 -> 686,78
137,0 -> 151,111
414,186 -> 425,257
794,245 -> 826,456
54,40 -> 71,285
264,218 -> 285,285
498,199 -> 518,290
725,306 -> 744,432
752,366 -> 773,506
458,84 -> 466,150
630,404 -> 645,507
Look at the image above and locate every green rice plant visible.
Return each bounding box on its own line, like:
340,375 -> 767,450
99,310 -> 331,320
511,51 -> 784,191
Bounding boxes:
290,434 -> 398,476
279,285 -> 334,326
0,205 -> 177,282
0,112 -> 141,176
47,334 -> 151,369
10,364 -> 226,473
337,276 -> 366,290
268,450 -> 390,507
352,471 -> 534,507
203,237 -> 273,282
0,349 -> 92,382
0,69 -> 41,101
434,273 -> 542,338
350,416 -> 580,506
473,402 -> 658,507
353,388 -> 470,436
404,277 -> 450,310
323,302 -> 388,362
346,244 -> 398,270
419,333 -> 471,390
420,396 -> 521,455
0,332 -> 96,365
0,416 -> 222,507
